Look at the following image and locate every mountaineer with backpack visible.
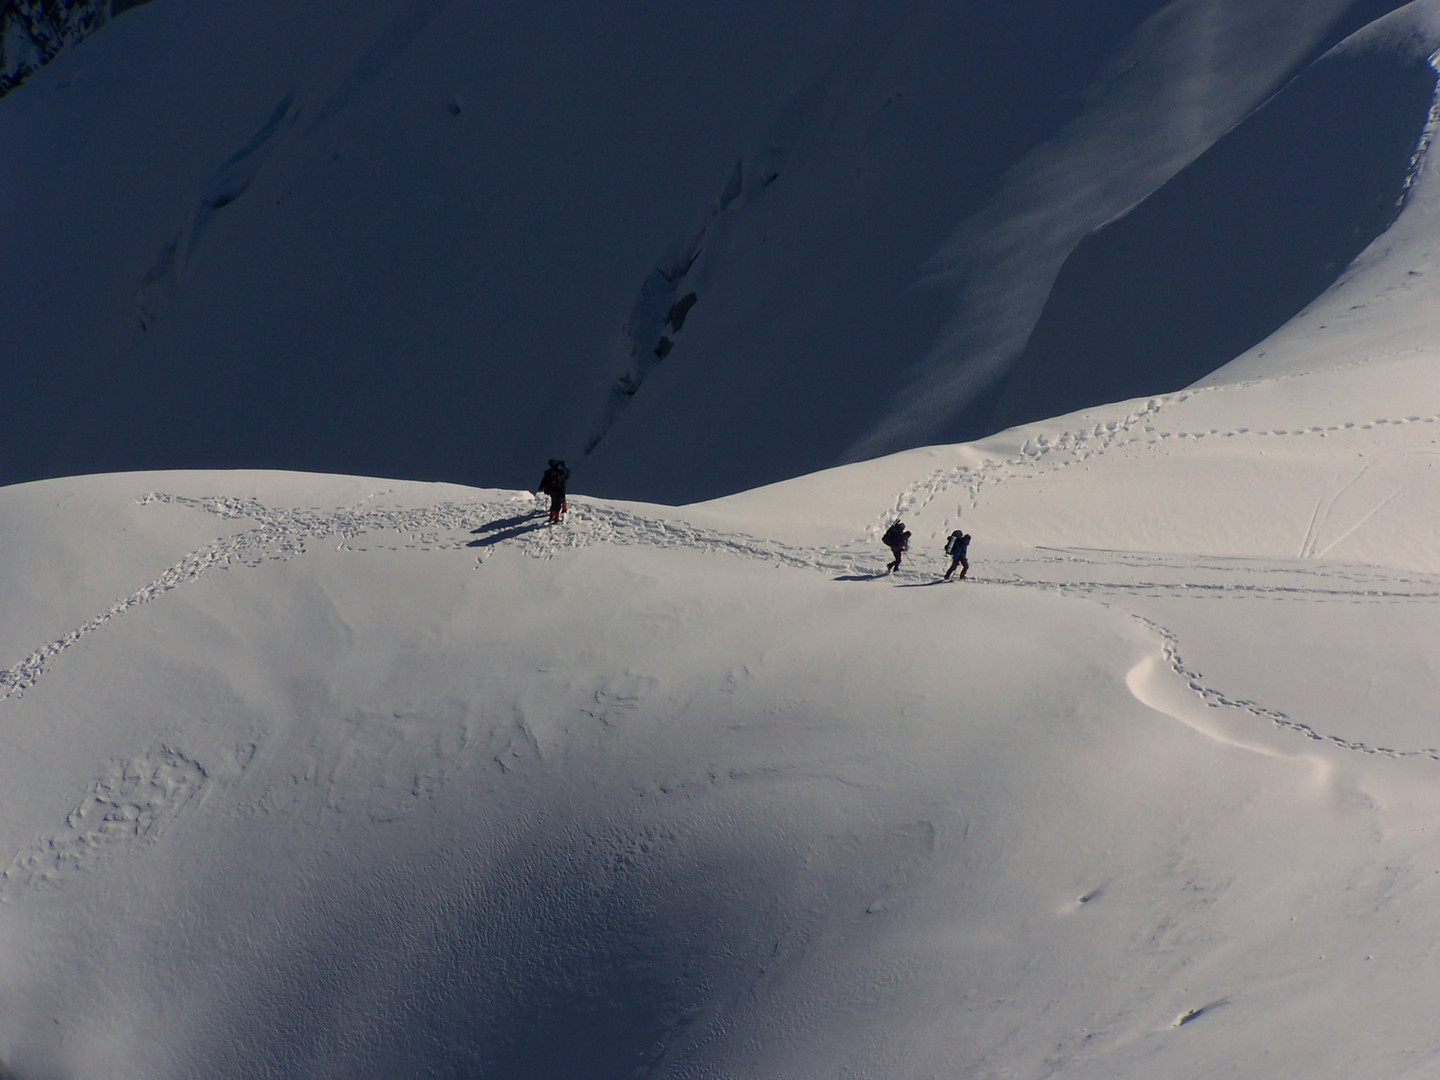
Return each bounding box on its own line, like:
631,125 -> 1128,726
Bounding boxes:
882,520 -> 910,574
944,528 -> 971,580
538,459 -> 570,523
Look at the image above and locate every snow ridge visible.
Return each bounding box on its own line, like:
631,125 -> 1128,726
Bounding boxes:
7,463 -> 1438,773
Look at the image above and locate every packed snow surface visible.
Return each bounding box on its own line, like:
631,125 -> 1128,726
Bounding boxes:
3,344 -> 1440,1076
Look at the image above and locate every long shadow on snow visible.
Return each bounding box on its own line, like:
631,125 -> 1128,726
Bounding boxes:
472,510 -> 545,534
467,518 -> 549,547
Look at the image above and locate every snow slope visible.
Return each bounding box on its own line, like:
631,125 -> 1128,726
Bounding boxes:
0,0 -> 1423,502
3,343 -> 1440,1075
988,16 -> 1440,433
6,2 -> 1440,1075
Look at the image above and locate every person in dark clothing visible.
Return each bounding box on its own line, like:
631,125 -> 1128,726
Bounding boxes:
944,529 -> 971,580
882,520 -> 910,574
538,459 -> 570,523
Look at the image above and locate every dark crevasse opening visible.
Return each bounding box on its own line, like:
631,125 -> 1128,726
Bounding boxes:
988,42 -> 1438,434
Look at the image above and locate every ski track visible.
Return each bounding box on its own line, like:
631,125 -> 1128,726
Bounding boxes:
3,445 -> 1438,772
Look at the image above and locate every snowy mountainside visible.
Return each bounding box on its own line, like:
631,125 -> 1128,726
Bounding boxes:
0,0 -> 1426,503
582,0 -> 1431,502
988,16 -> 1440,433
1209,3 -> 1440,387
2,339 -> 1440,1075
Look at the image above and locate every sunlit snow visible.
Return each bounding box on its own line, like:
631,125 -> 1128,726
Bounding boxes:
4,1 -> 1440,1077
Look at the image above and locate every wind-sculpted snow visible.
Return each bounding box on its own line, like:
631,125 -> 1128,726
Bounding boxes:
990,36 -> 1440,432
1130,611 -> 1440,762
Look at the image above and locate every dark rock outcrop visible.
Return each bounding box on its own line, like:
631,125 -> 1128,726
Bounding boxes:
0,0 -> 153,97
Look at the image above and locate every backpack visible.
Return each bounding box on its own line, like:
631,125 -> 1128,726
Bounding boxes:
882,522 -> 903,548
945,531 -> 970,557
540,461 -> 569,495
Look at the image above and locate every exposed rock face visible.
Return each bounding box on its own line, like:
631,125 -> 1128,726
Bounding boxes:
0,0 -> 151,97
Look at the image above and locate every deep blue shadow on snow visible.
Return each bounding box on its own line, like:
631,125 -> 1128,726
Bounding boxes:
988,40 -> 1439,432
203,839 -> 725,1079
187,779 -> 916,1080
0,0 -> 1416,505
